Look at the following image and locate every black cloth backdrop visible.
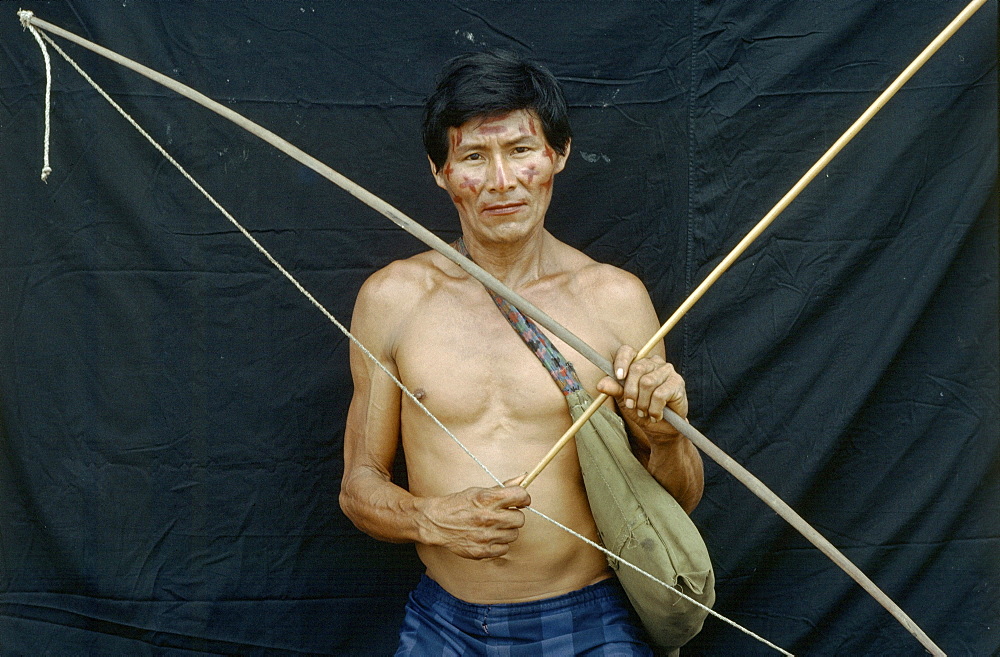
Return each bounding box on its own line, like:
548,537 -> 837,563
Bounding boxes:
1,1 -> 996,655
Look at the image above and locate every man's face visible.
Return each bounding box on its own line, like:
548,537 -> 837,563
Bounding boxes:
431,109 -> 570,246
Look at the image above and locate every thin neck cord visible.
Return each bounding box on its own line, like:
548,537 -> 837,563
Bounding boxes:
22,18 -> 790,656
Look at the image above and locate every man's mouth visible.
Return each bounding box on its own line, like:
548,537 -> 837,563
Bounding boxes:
482,202 -> 525,216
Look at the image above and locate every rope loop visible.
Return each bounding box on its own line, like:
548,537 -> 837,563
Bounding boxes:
20,10 -> 53,182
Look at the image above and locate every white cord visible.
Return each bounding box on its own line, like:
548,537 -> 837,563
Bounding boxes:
20,11 -> 52,181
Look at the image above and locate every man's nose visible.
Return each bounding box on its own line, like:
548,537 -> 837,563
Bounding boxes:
487,156 -> 517,192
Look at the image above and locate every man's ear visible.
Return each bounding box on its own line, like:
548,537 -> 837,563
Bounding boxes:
553,139 -> 571,175
428,154 -> 448,190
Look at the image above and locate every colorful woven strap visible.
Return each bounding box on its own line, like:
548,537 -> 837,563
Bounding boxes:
457,238 -> 582,396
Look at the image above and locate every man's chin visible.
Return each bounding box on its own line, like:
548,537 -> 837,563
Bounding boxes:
482,218 -> 542,244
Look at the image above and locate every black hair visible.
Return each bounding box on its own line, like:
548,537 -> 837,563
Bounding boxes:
422,50 -> 572,171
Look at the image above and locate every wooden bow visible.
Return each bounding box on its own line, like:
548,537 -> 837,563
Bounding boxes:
18,2 -> 988,653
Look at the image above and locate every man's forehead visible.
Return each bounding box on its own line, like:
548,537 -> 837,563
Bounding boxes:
447,109 -> 546,151
454,109 -> 540,135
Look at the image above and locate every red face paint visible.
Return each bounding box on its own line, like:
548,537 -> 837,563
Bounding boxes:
435,109 -> 563,244
459,176 -> 481,191
475,124 -> 507,135
478,112 -> 512,125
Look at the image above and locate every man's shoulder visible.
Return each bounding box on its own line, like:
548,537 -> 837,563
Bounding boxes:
560,247 -> 657,336
550,247 -> 658,353
566,252 -> 649,305
352,250 -> 458,351
357,250 -> 452,310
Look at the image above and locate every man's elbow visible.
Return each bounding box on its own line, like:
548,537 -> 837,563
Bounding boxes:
680,455 -> 705,514
338,469 -> 370,531
338,468 -> 410,544
339,481 -> 360,527
679,484 -> 703,515
647,447 -> 704,514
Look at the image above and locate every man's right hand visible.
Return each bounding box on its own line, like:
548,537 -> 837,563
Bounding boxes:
414,477 -> 531,559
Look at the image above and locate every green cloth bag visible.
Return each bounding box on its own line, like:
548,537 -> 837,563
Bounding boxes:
567,389 -> 715,656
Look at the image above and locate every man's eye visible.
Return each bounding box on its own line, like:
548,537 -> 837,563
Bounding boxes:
465,153 -> 483,161
513,147 -> 530,154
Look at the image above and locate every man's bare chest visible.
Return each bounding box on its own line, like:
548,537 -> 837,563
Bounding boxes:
392,290 -> 609,428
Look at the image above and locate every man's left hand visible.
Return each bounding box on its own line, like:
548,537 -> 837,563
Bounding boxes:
596,344 -> 688,443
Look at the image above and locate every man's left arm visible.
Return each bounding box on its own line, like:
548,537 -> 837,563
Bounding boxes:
594,270 -> 704,513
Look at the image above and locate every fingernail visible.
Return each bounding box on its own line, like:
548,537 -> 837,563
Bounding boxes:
616,368 -> 624,380
637,410 -> 645,418
626,399 -> 634,409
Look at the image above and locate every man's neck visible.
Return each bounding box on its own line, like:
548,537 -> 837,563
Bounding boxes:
461,230 -> 553,289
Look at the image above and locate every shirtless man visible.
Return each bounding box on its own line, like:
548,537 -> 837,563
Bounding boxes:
340,50 -> 704,655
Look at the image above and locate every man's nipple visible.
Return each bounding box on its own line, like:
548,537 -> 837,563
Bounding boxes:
413,388 -> 426,401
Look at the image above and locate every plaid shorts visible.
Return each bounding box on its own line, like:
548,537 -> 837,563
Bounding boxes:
395,575 -> 653,656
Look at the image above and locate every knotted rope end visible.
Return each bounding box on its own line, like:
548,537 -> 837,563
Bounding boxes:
21,9 -> 54,183
18,9 -> 35,29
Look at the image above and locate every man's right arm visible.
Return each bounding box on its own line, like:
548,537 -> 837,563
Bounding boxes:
338,287 -> 421,545
338,263 -> 530,558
